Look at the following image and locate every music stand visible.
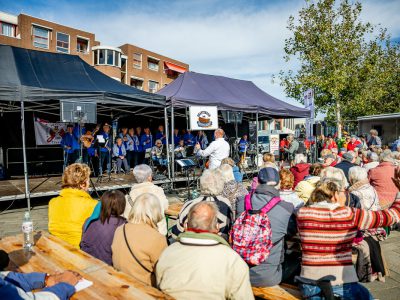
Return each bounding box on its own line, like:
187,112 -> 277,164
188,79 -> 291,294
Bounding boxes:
176,159 -> 197,200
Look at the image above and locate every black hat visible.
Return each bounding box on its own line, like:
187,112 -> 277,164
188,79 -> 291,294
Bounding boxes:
258,167 -> 279,185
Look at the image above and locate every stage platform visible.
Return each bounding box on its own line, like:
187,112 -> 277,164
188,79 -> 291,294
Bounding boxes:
0,173 -> 198,202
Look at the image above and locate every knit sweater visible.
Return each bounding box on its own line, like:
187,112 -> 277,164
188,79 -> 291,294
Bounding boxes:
296,192 -> 400,285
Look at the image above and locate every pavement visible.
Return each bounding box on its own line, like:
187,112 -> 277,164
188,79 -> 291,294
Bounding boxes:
1,198 -> 400,299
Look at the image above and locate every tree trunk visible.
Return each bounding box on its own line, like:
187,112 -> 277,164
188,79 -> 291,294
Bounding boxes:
336,101 -> 342,139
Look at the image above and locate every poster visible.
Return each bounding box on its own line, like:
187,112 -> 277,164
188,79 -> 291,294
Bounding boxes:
189,106 -> 219,130
34,117 -> 67,145
269,134 -> 280,155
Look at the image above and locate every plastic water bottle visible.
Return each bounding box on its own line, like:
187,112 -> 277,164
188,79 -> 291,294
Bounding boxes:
22,212 -> 33,250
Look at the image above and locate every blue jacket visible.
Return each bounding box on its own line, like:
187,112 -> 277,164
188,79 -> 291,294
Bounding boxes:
98,131 -> 111,153
0,271 -> 75,300
113,144 -> 126,157
60,132 -> 80,153
233,165 -> 243,182
183,133 -> 195,146
131,135 -> 142,152
171,134 -> 181,146
238,139 -> 249,153
155,131 -> 166,144
141,134 -> 153,150
119,133 -> 133,150
195,135 -> 209,149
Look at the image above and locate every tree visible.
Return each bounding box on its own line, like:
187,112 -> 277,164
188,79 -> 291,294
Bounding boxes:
278,0 -> 400,137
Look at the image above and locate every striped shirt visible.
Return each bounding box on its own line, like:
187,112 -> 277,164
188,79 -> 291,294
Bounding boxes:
296,193 -> 400,285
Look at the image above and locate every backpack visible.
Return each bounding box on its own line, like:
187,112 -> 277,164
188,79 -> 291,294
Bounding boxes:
230,192 -> 281,266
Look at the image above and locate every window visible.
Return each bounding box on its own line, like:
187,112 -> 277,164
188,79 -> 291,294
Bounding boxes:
94,50 -> 98,65
0,22 -> 16,37
77,37 -> 89,53
114,52 -> 120,67
33,26 -> 49,49
133,53 -> 142,69
107,50 -> 113,65
131,78 -> 143,90
148,80 -> 159,93
147,57 -> 159,71
98,49 -> 105,64
56,32 -> 69,53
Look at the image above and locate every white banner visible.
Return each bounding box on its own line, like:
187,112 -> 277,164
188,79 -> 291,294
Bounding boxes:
34,117 -> 67,145
304,89 -> 315,139
189,106 -> 219,130
269,134 -> 280,155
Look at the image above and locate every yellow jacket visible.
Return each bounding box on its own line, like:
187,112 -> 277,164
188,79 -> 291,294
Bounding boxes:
48,188 -> 98,248
295,176 -> 321,204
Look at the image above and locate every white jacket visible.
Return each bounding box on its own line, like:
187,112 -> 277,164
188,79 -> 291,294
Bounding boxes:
197,138 -> 230,170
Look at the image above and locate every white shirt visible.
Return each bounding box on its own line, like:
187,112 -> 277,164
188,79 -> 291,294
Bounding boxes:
197,138 -> 230,169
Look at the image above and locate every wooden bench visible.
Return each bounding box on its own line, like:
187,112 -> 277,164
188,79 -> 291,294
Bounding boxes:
165,202 -> 184,233
0,232 -> 173,299
252,283 -> 301,300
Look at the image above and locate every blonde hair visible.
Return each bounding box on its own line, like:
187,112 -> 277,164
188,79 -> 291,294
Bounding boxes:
279,169 -> 294,190
128,193 -> 163,228
320,149 -> 332,157
263,153 -> 275,163
221,157 -> 235,167
309,181 -> 340,205
61,163 -> 90,189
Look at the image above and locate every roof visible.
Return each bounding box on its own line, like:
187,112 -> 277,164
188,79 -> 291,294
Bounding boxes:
157,71 -> 310,118
357,112 -> 400,121
0,45 -> 165,107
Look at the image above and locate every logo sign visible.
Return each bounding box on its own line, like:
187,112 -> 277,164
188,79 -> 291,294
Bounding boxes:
189,106 -> 218,130
34,117 -> 67,145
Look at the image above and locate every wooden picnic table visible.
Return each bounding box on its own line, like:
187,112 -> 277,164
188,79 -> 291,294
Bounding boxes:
0,232 -> 173,300
165,202 -> 183,217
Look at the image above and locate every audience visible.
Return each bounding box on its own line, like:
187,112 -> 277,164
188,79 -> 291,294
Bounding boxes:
112,193 -> 167,286
80,190 -> 127,265
48,163 -> 98,248
221,157 -> 243,182
279,169 -> 304,211
262,153 -> 279,171
236,167 -> 294,287
369,150 -> 398,209
348,167 -> 380,211
125,164 -> 169,235
363,151 -> 379,171
295,163 -> 323,203
172,169 -> 233,240
156,201 -> 254,299
335,151 -> 356,182
289,154 -> 310,188
296,178 -> 400,299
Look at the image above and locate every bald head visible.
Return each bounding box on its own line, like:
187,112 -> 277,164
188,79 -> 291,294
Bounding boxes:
214,129 -> 224,139
186,202 -> 219,233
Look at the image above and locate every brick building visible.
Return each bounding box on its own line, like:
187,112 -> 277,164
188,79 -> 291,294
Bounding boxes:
0,11 -> 188,93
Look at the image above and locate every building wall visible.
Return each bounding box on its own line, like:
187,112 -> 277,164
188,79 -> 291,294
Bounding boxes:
359,118 -> 400,145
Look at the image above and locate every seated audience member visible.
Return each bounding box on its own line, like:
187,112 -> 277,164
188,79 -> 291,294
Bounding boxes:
48,163 -> 98,248
279,169 -> 304,211
347,135 -> 362,151
363,151 -> 379,171
320,148 -> 332,159
331,148 -> 341,164
80,190 -> 127,265
112,193 -> 167,286
125,164 -> 169,235
320,166 -> 360,208
0,267 -> 80,300
322,153 -> 337,167
156,202 -> 254,299
296,176 -> 400,300
369,150 -> 398,209
289,153 -> 310,188
221,157 -> 243,182
171,169 -> 233,240
219,164 -> 247,217
236,167 -> 294,287
348,166 -> 380,211
391,151 -> 400,166
262,153 -> 279,171
334,151 -> 356,182
112,137 -> 130,173
295,163 -> 323,203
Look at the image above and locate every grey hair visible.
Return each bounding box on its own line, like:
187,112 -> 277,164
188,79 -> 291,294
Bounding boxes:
128,193 -> 163,228
380,149 -> 393,163
217,164 -> 235,184
367,151 -> 379,162
155,139 -> 162,144
215,128 -> 224,137
132,164 -> 152,183
200,169 -> 224,196
294,153 -> 307,164
348,166 -> 368,185
287,134 -> 294,141
392,151 -> 400,160
320,166 -> 349,189
187,201 -> 219,232
369,129 -> 378,136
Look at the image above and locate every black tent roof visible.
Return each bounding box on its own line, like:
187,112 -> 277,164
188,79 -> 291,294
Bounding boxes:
157,71 -> 310,118
0,45 -> 165,107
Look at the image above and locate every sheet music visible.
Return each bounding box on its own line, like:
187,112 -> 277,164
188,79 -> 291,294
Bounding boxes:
97,135 -> 105,143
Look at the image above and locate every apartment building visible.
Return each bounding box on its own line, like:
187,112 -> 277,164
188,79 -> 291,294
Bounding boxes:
0,11 -> 189,93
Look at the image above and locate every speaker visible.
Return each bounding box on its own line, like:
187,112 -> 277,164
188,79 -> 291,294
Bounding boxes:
60,101 -> 97,124
313,123 -> 323,136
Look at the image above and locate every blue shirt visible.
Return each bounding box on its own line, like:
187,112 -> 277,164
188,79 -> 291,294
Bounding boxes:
183,133 -> 195,146
60,132 -> 79,153
113,144 -> 126,157
131,135 -> 142,152
171,134 -> 181,145
119,133 -> 132,150
195,135 -> 209,149
141,134 -> 153,150
98,131 -> 111,153
155,131 -> 166,144
238,139 -> 249,152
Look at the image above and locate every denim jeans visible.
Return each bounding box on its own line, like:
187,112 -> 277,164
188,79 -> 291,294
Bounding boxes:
300,282 -> 373,300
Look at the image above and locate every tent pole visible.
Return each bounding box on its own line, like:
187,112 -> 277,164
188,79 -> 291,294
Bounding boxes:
20,98 -> 31,213
164,107 -> 171,180
171,104 -> 175,183
256,112 -> 259,171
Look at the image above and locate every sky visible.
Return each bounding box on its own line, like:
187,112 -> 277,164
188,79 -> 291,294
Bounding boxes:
1,0 -> 399,116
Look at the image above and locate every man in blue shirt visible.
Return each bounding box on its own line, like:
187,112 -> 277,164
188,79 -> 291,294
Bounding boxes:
97,123 -> 112,175
155,125 -> 166,145
183,130 -> 195,147
136,126 -> 144,165
195,131 -> 209,150
140,127 -> 153,164
171,128 -> 181,146
113,137 -> 130,173
238,135 -> 249,154
119,127 -> 133,166
61,124 -> 80,167
129,128 -> 141,167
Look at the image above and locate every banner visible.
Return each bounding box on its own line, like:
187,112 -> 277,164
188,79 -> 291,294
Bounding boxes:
269,134 -> 280,155
188,106 -> 219,130
304,89 -> 315,139
34,117 -> 67,145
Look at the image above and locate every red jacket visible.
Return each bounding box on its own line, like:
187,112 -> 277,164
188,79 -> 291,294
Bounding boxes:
290,163 -> 310,188
346,140 -> 361,151
323,141 -> 337,150
368,162 -> 398,209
